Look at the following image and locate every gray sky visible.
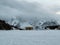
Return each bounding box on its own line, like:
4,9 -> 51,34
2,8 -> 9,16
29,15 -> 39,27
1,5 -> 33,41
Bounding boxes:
0,0 -> 60,21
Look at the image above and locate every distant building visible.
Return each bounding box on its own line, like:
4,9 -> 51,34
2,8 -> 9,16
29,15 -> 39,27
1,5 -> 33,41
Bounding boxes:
20,22 -> 33,30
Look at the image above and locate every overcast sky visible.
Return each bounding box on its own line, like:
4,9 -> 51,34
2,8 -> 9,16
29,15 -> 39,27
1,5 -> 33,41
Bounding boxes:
0,0 -> 60,21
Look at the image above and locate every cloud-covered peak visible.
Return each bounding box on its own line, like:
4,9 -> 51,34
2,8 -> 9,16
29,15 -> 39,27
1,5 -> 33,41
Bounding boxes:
0,0 -> 59,21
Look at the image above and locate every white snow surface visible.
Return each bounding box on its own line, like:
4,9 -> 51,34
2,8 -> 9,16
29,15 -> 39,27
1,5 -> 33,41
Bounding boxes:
0,30 -> 60,45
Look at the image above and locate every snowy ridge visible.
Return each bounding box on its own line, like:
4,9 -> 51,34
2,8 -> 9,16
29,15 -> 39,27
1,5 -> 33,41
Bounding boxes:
0,16 -> 59,30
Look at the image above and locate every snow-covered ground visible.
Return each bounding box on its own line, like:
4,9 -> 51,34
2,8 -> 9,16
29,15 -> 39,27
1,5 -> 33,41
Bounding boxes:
0,30 -> 60,45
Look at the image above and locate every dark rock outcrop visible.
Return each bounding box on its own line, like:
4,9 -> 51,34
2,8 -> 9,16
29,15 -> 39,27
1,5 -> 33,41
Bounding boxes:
0,20 -> 12,30
0,20 -> 23,30
45,25 -> 60,30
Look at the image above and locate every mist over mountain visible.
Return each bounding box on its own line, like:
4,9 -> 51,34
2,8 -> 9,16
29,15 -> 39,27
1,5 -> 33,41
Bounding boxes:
0,0 -> 57,22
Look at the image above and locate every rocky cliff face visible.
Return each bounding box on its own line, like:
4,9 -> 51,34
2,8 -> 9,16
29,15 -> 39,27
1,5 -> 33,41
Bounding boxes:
0,20 -> 12,30
0,20 -> 23,30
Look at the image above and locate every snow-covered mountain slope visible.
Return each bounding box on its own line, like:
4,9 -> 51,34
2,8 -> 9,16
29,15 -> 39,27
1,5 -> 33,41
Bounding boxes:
0,30 -> 60,45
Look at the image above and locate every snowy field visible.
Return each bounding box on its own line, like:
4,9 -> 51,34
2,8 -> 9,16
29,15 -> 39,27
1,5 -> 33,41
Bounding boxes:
0,30 -> 60,45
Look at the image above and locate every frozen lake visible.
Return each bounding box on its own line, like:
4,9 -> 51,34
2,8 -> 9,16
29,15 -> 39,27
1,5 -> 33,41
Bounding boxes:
0,30 -> 60,45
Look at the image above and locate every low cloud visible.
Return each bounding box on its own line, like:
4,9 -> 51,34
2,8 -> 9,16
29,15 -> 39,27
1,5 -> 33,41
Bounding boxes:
0,0 -> 58,21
